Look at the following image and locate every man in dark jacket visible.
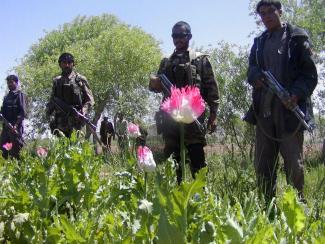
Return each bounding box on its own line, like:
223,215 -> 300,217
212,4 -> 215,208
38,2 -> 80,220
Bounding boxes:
100,116 -> 114,150
245,0 -> 317,203
149,21 -> 220,183
0,75 -> 27,159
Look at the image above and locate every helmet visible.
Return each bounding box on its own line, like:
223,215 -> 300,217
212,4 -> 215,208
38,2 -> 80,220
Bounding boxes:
58,52 -> 74,63
6,74 -> 19,83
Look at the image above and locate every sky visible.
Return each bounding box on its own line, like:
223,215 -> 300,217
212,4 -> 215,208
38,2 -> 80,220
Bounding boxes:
0,0 -> 257,95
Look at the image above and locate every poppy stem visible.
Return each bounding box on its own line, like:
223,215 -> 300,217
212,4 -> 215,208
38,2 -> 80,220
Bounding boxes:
180,123 -> 186,182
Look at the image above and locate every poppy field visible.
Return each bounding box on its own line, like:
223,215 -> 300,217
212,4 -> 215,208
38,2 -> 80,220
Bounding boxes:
0,132 -> 324,243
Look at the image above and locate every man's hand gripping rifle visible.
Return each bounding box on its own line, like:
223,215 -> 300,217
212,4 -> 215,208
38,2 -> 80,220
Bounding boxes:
153,73 -> 205,132
0,113 -> 25,145
52,97 -> 104,145
261,70 -> 313,133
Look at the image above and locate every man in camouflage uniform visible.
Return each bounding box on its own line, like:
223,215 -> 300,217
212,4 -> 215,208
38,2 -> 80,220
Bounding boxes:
149,21 -> 220,183
115,112 -> 129,154
0,75 -> 27,159
46,53 -> 94,138
245,0 -> 317,203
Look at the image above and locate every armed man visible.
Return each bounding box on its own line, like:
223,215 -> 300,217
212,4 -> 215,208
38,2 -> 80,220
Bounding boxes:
244,0 -> 317,203
0,75 -> 27,159
149,21 -> 220,183
46,53 -> 94,138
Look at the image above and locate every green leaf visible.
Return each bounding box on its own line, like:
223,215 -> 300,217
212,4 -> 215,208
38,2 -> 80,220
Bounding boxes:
280,188 -> 306,234
59,215 -> 86,243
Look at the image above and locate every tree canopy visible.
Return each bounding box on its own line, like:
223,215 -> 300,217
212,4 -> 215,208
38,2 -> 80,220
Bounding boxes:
15,14 -> 162,136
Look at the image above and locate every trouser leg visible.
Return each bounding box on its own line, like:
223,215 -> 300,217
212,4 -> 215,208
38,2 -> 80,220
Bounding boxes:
279,131 -> 304,199
164,138 -> 182,184
187,143 -> 206,178
255,125 -> 279,203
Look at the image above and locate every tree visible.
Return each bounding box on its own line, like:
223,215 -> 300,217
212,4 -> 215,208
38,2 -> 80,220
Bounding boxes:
15,14 -> 162,137
207,42 -> 255,162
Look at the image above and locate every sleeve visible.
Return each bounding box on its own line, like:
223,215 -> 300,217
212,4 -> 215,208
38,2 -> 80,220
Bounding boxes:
289,38 -> 318,99
157,58 -> 169,75
200,56 -> 220,113
247,39 -> 264,85
81,78 -> 95,107
46,79 -> 57,116
16,92 -> 27,125
100,121 -> 105,136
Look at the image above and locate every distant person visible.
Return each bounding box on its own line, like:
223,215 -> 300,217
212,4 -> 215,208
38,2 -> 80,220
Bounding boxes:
100,116 -> 115,150
46,53 -> 94,137
115,112 -> 128,154
244,0 -> 317,203
0,75 -> 27,159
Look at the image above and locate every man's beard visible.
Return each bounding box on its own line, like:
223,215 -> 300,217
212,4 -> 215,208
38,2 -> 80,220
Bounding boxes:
62,67 -> 73,75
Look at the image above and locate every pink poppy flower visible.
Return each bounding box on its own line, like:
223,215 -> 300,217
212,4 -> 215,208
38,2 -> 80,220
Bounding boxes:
161,86 -> 205,124
36,147 -> 48,158
128,122 -> 141,138
137,146 -> 156,173
3,142 -> 13,151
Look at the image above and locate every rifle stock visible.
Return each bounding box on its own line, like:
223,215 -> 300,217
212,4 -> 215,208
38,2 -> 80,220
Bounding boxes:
262,70 -> 313,133
0,113 -> 25,145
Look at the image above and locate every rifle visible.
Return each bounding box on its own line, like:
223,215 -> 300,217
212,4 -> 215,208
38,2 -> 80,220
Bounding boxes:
157,74 -> 205,132
0,113 -> 25,145
52,97 -> 104,145
261,70 -> 313,133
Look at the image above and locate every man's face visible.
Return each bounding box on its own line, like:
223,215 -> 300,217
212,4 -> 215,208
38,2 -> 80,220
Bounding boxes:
59,60 -> 74,74
172,25 -> 192,51
7,79 -> 17,91
259,5 -> 282,32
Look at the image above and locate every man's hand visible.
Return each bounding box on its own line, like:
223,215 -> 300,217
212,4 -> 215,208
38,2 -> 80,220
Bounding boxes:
253,78 -> 264,89
282,95 -> 298,110
149,74 -> 163,93
207,112 -> 217,134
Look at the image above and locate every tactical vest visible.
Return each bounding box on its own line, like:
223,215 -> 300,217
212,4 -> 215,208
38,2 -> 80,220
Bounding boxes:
54,73 -> 84,108
2,91 -> 24,123
161,50 -> 205,90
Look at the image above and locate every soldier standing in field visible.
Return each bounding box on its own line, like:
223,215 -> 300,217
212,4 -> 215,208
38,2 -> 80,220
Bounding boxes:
115,112 -> 129,154
149,21 -> 220,183
46,53 -> 94,138
0,75 -> 27,159
100,116 -> 115,150
245,0 -> 317,203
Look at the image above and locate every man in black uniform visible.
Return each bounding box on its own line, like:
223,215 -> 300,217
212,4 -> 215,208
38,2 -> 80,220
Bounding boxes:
0,75 -> 27,159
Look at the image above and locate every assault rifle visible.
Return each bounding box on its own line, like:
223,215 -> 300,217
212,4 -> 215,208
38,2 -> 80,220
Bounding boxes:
52,97 -> 104,145
262,70 -> 313,133
157,74 -> 205,132
0,113 -> 25,145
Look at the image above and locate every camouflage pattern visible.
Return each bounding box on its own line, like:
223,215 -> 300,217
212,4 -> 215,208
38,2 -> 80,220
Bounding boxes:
115,118 -> 128,152
0,89 -> 27,159
47,70 -> 94,137
157,49 -> 220,145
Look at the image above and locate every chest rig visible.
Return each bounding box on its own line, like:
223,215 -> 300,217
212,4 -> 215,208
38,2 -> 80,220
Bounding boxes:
2,91 -> 22,123
163,50 -> 203,89
54,73 -> 84,109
